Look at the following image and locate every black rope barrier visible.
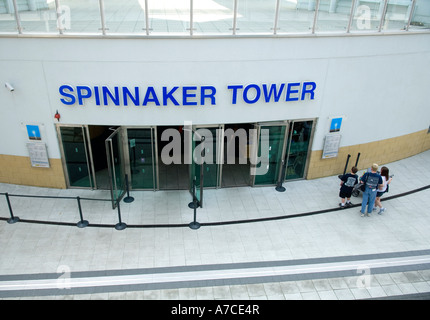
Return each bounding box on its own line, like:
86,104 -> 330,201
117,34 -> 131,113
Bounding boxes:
1,184 -> 429,230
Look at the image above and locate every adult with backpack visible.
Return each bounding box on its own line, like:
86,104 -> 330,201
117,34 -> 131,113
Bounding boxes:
359,163 -> 383,217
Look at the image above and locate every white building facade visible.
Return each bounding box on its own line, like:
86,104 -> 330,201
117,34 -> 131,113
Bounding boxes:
1,1 -> 429,204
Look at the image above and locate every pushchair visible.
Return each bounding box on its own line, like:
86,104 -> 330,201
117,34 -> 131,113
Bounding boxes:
351,180 -> 363,197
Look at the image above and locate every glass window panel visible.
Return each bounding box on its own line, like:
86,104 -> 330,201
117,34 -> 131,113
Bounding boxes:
59,126 -> 93,188
17,0 -> 57,33
103,0 -> 146,34
60,0 -> 102,34
191,127 -> 218,190
0,2 -> 18,33
278,0 -> 316,34
194,0 -> 235,35
285,121 -> 313,180
236,0 -> 277,34
409,0 -> 430,30
127,128 -> 156,189
382,0 -> 413,31
254,125 -> 286,186
316,0 -> 354,33
201,127 -> 219,188
190,131 -> 202,203
350,0 -> 385,32
147,0 -> 190,35
106,129 -> 126,206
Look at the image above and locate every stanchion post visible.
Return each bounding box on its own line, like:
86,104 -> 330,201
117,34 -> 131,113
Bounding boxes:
115,200 -> 127,230
123,174 -> 134,203
275,159 -> 287,192
343,154 -> 351,175
189,192 -> 200,230
355,152 -> 361,168
188,177 -> 200,230
5,193 -> 19,224
76,196 -> 89,228
188,176 -> 199,209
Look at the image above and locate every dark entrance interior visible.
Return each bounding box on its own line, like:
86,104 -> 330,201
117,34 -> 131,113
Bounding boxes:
88,125 -> 115,190
221,123 -> 252,188
157,126 -> 189,190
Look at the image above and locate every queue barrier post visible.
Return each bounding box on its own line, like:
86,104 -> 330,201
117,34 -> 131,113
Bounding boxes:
123,174 -> 134,204
355,152 -> 361,168
275,159 -> 287,192
76,196 -> 89,228
343,154 -> 351,175
115,200 -> 127,231
5,193 -> 19,224
189,177 -> 201,230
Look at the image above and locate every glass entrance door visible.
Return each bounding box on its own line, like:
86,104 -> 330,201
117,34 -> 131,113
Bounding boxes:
125,127 -> 157,190
190,125 -> 223,207
284,120 -> 314,181
105,127 -> 126,209
57,125 -> 96,188
253,123 -> 288,186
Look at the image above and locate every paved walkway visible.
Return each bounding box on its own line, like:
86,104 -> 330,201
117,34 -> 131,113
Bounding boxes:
1,150 -> 430,300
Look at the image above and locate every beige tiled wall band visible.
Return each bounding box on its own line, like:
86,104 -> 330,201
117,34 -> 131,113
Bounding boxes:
1,129 -> 429,188
307,129 -> 430,179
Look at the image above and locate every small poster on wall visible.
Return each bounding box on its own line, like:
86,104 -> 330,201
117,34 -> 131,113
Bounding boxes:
27,142 -> 50,168
322,134 -> 341,159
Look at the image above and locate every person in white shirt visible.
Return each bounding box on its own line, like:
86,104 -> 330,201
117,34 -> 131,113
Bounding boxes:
374,166 -> 393,214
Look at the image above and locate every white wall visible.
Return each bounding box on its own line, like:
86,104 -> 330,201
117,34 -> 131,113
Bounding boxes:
1,34 -> 429,159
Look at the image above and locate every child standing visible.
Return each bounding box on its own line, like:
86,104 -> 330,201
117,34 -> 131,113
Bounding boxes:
339,166 -> 359,208
374,166 -> 392,214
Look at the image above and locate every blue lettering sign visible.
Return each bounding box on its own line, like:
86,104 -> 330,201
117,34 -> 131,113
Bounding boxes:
182,86 -> 198,106
143,87 -> 160,106
59,85 -> 75,105
201,86 -> 216,105
76,86 -> 92,105
243,84 -> 261,104
285,82 -> 301,102
227,85 -> 243,105
163,87 -> 180,106
301,81 -> 317,100
102,86 -> 120,106
58,82 -> 316,107
263,84 -> 285,102
123,87 -> 140,106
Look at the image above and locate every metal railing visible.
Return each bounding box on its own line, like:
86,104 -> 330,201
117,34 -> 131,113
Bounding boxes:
1,191 -> 112,227
0,173 -> 136,230
0,173 -> 204,231
0,0 -> 428,38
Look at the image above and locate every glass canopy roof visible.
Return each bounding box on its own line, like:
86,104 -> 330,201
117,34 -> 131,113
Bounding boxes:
0,0 -> 429,37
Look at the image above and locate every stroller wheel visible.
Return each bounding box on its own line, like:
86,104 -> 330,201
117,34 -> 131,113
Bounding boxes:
352,190 -> 359,197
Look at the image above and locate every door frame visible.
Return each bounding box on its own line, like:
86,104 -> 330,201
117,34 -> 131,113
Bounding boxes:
105,127 -> 126,209
250,121 -> 290,187
56,120 -> 317,193
283,118 -> 317,182
191,124 -> 224,190
122,126 -> 158,191
56,124 -> 97,189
